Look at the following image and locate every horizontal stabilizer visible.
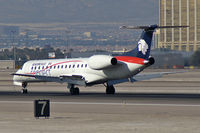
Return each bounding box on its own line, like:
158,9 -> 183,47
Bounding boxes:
120,25 -> 188,31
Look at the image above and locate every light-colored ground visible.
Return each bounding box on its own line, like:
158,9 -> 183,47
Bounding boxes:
0,69 -> 200,133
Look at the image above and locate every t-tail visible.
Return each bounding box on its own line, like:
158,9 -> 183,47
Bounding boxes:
120,24 -> 188,60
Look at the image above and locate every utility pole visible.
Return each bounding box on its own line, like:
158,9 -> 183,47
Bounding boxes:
65,30 -> 71,58
11,30 -> 16,69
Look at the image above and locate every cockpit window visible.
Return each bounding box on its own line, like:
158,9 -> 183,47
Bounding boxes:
19,65 -> 23,70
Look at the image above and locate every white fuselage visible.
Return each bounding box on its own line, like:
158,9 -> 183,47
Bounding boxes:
13,56 -> 148,86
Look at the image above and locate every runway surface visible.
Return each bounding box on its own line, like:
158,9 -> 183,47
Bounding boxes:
0,69 -> 200,133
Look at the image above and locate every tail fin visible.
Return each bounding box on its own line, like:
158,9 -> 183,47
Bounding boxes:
121,25 -> 188,60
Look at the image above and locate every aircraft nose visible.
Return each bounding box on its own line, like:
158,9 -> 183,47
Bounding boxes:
13,69 -> 21,81
13,73 -> 19,81
13,75 -> 17,81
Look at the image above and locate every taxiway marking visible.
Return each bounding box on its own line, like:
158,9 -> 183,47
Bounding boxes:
0,101 -> 199,107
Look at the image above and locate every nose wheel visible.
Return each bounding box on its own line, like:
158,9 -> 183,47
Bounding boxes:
106,85 -> 115,94
70,87 -> 80,95
21,82 -> 28,94
21,89 -> 28,94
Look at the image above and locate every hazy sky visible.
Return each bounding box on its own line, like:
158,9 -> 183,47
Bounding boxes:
0,0 -> 159,24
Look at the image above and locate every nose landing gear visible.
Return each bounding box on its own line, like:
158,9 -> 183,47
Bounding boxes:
70,87 -> 80,95
21,82 -> 28,94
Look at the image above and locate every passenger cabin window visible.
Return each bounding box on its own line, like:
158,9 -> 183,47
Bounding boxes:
57,65 -> 60,69
38,66 -> 40,69
61,65 -> 63,69
73,65 -> 75,68
65,65 -> 67,68
81,64 -> 83,68
85,64 -> 87,68
54,66 -> 56,69
69,65 -> 71,68
42,66 -> 44,69
31,67 -> 33,70
77,64 -> 79,68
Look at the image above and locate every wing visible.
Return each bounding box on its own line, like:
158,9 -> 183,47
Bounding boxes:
133,72 -> 171,81
107,71 -> 185,86
12,73 -> 86,86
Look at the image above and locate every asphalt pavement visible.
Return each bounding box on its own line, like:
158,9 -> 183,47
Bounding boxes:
0,69 -> 200,133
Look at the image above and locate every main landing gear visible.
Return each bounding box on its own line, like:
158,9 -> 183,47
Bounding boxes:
21,82 -> 28,94
68,84 -> 80,95
67,84 -> 115,95
106,84 -> 115,94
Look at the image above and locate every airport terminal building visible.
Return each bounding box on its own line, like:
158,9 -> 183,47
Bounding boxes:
159,0 -> 200,51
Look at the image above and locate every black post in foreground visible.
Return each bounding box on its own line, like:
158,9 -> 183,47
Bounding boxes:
34,100 -> 50,118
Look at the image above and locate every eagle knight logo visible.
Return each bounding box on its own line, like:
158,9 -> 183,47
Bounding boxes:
138,39 -> 148,55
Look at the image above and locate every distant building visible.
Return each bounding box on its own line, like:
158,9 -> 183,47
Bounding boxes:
0,60 -> 14,69
0,25 -> 19,36
159,0 -> 200,51
152,29 -> 160,49
48,52 -> 55,58
150,50 -> 193,68
83,32 -> 96,38
71,51 -> 111,58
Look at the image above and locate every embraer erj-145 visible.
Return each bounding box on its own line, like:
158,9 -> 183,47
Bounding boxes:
12,25 -> 187,95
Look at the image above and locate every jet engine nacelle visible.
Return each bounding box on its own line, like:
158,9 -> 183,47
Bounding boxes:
88,55 -> 117,70
148,57 -> 155,65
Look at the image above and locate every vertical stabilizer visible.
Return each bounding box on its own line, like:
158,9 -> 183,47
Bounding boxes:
121,25 -> 158,60
121,25 -> 188,60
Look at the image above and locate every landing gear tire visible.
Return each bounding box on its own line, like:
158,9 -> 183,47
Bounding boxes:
21,82 -> 28,94
21,89 -> 28,94
106,85 -> 115,94
70,87 -> 80,95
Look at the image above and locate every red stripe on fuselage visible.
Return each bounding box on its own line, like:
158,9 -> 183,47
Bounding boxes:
115,56 -> 145,65
27,60 -> 82,74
